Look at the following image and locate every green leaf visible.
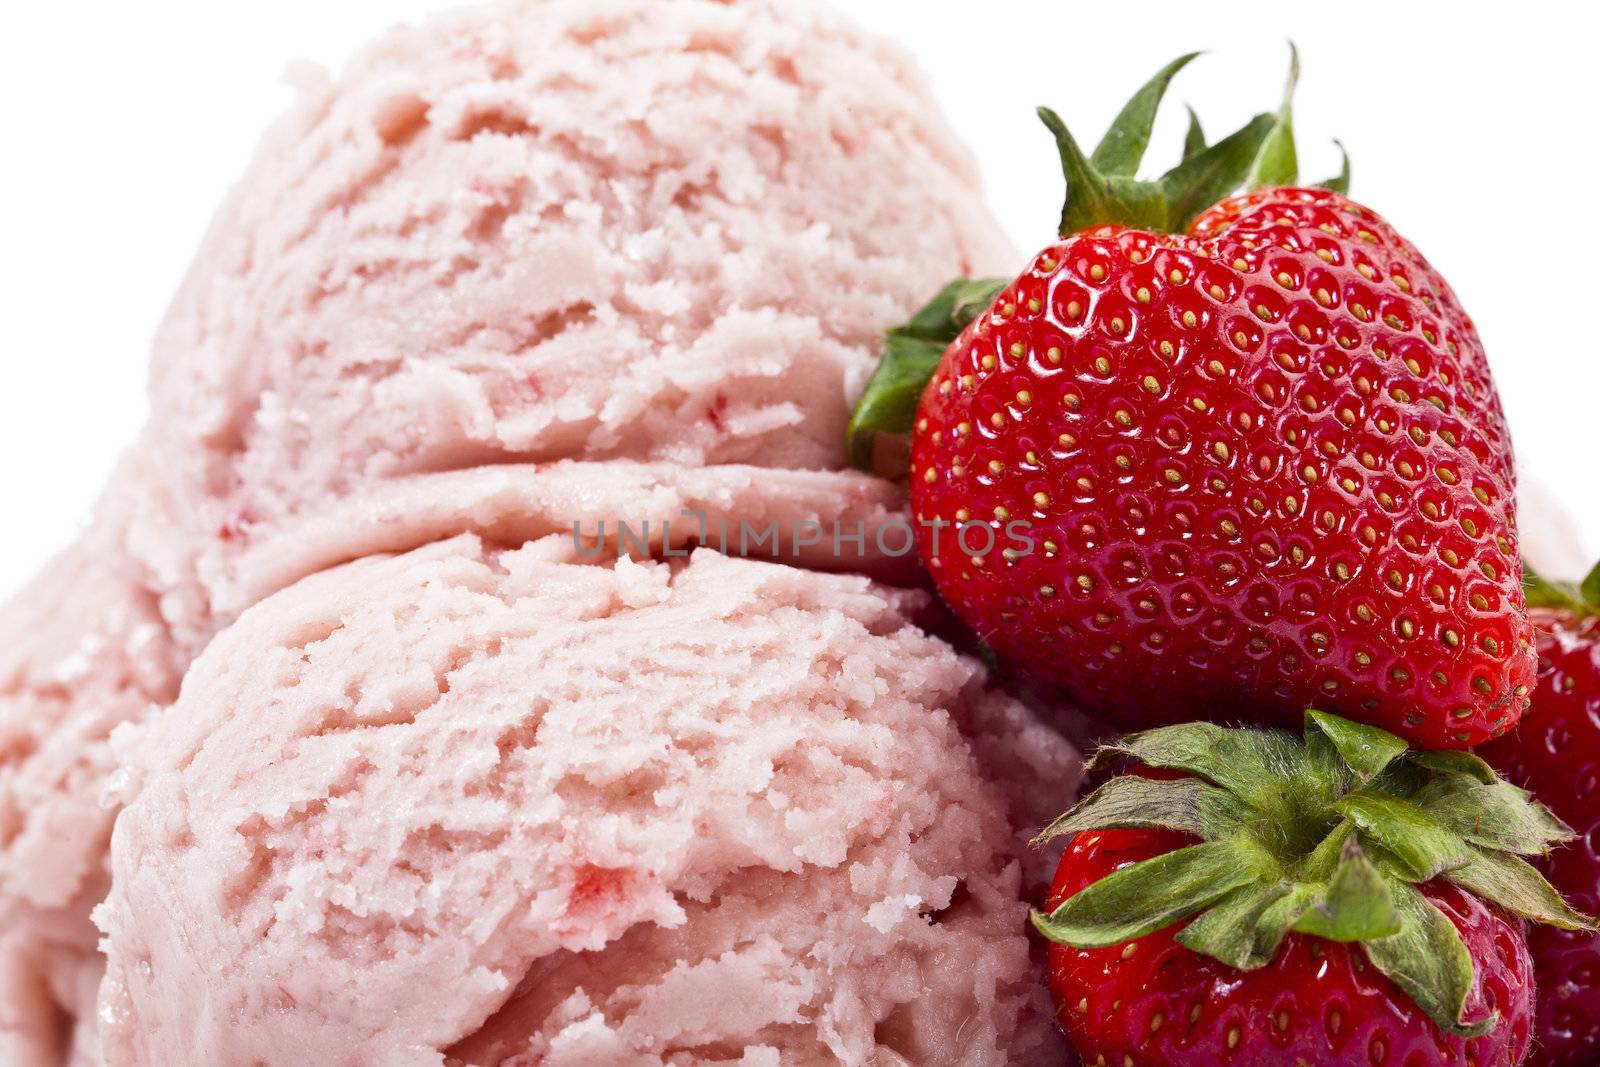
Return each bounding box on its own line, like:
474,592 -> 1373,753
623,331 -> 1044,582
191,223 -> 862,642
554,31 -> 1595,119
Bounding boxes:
1409,750 -> 1498,785
1292,840 -> 1402,942
1336,791 -> 1473,881
1523,559 -> 1585,612
1098,722 -> 1322,816
1447,848 -> 1597,931
1520,556 -> 1600,615
1091,53 -> 1202,177
1306,710 -> 1407,782
1367,758 -> 1431,806
1411,776 -> 1574,855
1300,820 -> 1357,882
845,277 -> 1006,472
1363,883 -> 1495,1038
893,277 -> 1005,342
1157,113 -> 1278,231
845,333 -> 946,472
946,279 -> 1009,333
1179,841 -> 1403,971
1525,580 -> 1584,610
1032,775 -> 1248,845
1032,840 -> 1267,948
1177,882 -> 1305,970
1317,138 -> 1351,194
1583,557 -> 1600,610
1246,42 -> 1301,191
1182,105 -> 1206,160
1040,105 -> 1121,235
1519,553 -> 1600,615
1039,107 -> 1169,235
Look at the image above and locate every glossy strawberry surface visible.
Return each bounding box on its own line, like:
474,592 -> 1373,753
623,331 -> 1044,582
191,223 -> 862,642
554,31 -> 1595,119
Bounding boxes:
1481,608 -> 1600,1067
1046,827 -> 1534,1066
910,187 -> 1533,748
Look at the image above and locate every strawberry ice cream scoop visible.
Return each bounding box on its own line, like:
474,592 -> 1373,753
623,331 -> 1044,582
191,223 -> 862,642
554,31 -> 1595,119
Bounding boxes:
136,0 -> 1015,651
0,455 -> 184,1067
1,3 -> 1041,1058
95,536 -> 1075,1066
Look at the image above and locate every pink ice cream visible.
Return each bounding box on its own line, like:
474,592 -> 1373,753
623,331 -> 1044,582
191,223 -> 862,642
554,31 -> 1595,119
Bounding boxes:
135,0 -> 1015,652
0,458 -> 183,1067
96,538 -> 1075,1066
0,1 -> 1083,1061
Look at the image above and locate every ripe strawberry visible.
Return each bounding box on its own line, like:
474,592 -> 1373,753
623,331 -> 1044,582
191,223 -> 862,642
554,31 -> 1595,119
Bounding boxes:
1480,561 -> 1600,1067
849,53 -> 1534,748
1032,711 -> 1590,1066
1048,831 -> 1531,1066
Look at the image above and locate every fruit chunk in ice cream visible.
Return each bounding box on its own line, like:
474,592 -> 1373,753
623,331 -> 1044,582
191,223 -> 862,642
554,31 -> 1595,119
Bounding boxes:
96,537 -> 1074,1066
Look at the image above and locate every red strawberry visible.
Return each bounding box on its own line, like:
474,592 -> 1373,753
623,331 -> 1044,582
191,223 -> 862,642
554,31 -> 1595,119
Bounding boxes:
1481,562 -> 1600,1067
849,52 -> 1534,748
1032,711 -> 1590,1066
1048,831 -> 1531,1066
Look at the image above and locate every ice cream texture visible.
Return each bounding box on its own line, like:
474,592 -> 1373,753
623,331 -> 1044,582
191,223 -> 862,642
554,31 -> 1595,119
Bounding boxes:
97,538 -> 1071,1066
138,0 -> 1013,649
0,459 -> 182,1067
0,0 -> 1083,1063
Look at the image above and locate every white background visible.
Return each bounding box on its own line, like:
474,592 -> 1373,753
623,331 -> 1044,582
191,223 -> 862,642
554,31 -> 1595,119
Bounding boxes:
2,1 -> 1595,600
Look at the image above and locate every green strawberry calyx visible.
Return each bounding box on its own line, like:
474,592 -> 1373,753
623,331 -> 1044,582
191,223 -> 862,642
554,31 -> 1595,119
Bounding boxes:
1031,710 -> 1594,1038
1523,557 -> 1600,617
845,278 -> 1007,472
1041,44 -> 1347,240
845,46 -> 1347,473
